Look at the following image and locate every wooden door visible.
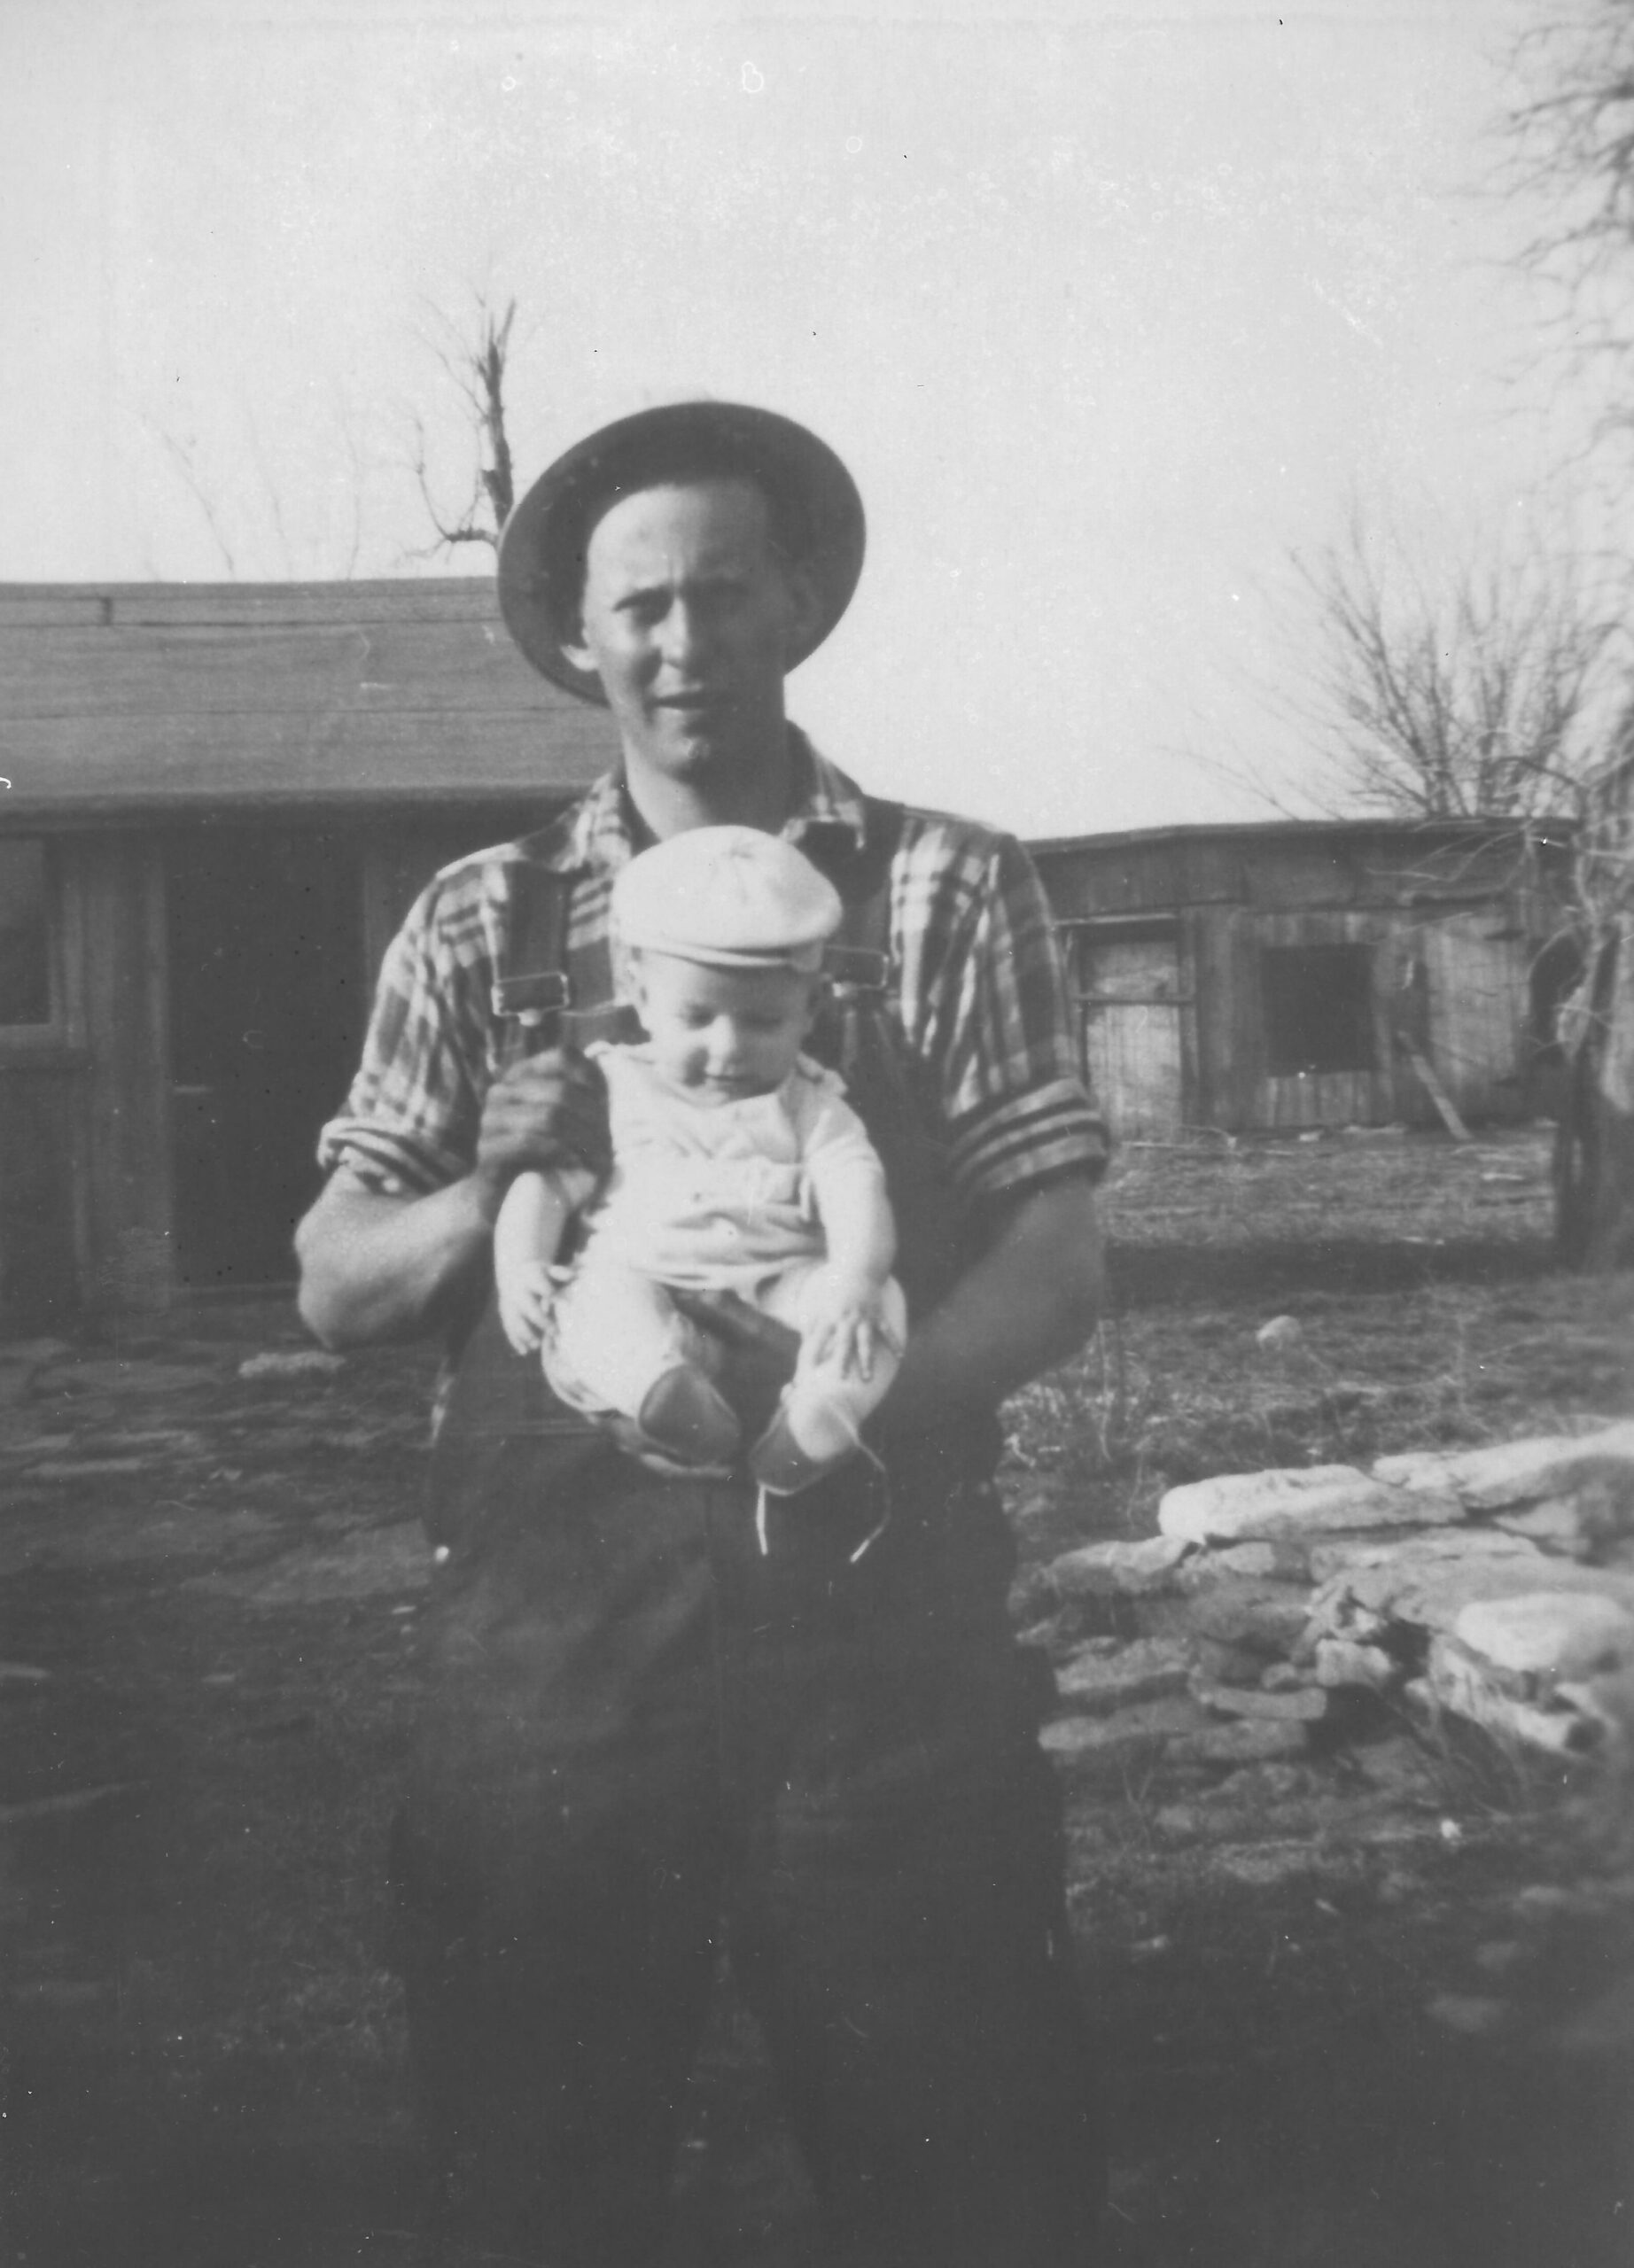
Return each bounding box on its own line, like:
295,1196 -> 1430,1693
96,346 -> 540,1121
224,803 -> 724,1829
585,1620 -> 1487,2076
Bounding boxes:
1076,931 -> 1186,1140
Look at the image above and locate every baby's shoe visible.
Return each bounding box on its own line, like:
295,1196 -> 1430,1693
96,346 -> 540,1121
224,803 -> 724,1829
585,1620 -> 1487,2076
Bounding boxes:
749,1397 -> 860,1496
637,1365 -> 742,1471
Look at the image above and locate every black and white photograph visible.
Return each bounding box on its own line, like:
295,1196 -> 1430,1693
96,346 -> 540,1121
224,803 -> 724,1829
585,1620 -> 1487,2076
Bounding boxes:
1,3 -> 1631,2262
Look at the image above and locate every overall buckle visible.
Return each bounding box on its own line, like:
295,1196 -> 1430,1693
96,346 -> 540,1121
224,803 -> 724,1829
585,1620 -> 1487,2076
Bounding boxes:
492,969 -> 572,1025
823,945 -> 891,997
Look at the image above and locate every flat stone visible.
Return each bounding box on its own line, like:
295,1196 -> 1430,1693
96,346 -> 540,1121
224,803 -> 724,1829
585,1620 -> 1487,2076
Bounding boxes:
1454,1591 -> 1634,1685
1055,1637 -> 1193,1716
1159,1464 -> 1462,1546
1313,1638 -> 1399,1692
1414,1649 -> 1602,1757
1193,1637 -> 1272,1687
1209,1542 -> 1285,1578
1177,1576 -> 1312,1658
1039,1693 -> 1211,1775
1305,1534 -> 1634,1646
237,1349 -> 347,1380
1166,1716 -> 1311,1767
1043,1534 -> 1193,1598
1192,1680 -> 1328,1723
1490,1500 -> 1590,1555
1304,1529 -> 1486,1584
1374,1423 -> 1634,1515
1261,1660 -> 1314,1693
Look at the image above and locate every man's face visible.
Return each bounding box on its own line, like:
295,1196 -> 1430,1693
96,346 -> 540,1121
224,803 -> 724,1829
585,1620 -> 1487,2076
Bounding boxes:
561,478 -> 815,788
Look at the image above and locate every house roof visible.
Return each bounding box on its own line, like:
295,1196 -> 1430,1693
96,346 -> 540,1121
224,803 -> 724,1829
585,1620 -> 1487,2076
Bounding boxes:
1029,814 -> 1576,859
0,579 -> 619,824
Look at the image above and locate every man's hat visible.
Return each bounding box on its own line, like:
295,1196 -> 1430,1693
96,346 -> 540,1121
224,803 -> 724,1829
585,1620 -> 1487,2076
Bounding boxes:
496,400 -> 866,703
611,827 -> 844,974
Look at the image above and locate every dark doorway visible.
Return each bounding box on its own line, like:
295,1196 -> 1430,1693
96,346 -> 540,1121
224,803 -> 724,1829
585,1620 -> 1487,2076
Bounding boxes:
166,830 -> 365,1289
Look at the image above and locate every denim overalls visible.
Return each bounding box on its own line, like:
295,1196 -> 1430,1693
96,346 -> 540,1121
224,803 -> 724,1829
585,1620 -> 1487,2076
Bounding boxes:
388,804 -> 1106,2266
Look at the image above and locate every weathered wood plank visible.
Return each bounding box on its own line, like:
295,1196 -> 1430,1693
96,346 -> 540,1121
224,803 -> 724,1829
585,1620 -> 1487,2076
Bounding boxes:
107,580 -> 496,627
0,579 -> 494,630
0,706 -> 616,815
0,1068 -> 79,1328
0,622 -> 581,719
0,595 -> 112,628
71,838 -> 173,1310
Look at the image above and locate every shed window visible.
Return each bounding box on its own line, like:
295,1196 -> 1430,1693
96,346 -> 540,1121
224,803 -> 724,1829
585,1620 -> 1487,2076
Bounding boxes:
1262,943 -> 1374,1076
0,840 -> 51,1026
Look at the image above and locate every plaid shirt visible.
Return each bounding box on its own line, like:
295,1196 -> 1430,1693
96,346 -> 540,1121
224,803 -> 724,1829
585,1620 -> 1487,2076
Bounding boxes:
318,736 -> 1109,1216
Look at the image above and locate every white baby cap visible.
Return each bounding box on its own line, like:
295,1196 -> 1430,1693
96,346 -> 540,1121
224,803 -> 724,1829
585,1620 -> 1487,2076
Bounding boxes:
611,826 -> 844,972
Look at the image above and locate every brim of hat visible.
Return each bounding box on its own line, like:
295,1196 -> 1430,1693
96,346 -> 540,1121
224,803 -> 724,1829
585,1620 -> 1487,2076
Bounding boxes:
496,401 -> 866,703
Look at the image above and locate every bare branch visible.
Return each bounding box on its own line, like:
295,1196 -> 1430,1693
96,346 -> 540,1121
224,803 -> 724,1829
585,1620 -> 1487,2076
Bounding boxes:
1282,505 -> 1624,827
149,423 -> 238,579
403,291 -> 520,559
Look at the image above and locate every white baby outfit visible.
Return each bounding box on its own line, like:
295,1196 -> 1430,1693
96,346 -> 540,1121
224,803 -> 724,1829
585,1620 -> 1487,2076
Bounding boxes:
543,1041 -> 906,1445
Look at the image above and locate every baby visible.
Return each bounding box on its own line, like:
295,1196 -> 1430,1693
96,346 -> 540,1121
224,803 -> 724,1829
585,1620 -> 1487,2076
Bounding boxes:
493,826 -> 906,1495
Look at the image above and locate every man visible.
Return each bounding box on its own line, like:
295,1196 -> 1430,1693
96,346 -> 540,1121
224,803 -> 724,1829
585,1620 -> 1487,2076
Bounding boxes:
297,400 -> 1110,2266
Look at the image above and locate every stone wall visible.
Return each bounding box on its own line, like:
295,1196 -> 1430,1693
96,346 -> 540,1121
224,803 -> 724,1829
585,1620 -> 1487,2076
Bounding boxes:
1020,1419 -> 1634,1776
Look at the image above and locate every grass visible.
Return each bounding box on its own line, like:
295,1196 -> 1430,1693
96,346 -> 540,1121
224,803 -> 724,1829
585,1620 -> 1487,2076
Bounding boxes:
1003,1127 -> 1634,1553
4,1122 -> 1633,2264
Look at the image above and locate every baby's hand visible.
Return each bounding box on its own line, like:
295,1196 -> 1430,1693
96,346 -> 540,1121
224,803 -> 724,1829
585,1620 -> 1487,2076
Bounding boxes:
799,1275 -> 899,1384
495,1258 -> 557,1356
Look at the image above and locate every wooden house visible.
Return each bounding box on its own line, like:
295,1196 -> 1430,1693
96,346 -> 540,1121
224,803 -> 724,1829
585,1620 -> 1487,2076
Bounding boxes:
0,580 -> 615,1331
1031,819 -> 1576,1146
0,578 -> 1578,1329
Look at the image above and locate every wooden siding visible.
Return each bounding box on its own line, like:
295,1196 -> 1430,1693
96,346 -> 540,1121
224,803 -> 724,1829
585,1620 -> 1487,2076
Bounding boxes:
0,1066 -> 82,1331
1065,925 -> 1190,1139
0,582 -> 617,820
74,838 -> 172,1310
1032,820 -> 1569,924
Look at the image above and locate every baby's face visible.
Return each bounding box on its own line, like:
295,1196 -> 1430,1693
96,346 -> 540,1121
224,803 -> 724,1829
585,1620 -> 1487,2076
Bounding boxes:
629,951 -> 818,1105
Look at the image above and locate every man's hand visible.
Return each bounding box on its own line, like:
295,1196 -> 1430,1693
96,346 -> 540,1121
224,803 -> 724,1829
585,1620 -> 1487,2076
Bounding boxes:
473,1048 -> 611,1214
671,1289 -> 801,1441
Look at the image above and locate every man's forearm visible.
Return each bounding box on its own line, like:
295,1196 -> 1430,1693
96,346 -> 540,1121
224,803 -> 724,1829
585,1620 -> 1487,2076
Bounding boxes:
867,1179 -> 1105,1452
295,1172 -> 501,1348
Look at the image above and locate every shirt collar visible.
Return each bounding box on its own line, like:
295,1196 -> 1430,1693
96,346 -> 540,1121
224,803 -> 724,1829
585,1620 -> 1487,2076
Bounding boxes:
545,727 -> 870,874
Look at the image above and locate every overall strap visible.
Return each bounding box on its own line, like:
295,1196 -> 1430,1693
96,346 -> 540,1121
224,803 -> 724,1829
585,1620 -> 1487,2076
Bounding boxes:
490,857 -> 636,1054
821,796 -> 904,997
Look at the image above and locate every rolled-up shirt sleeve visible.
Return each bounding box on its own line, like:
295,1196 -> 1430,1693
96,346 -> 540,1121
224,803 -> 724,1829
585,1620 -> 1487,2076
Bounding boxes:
915,830 -> 1109,1210
316,877 -> 493,1196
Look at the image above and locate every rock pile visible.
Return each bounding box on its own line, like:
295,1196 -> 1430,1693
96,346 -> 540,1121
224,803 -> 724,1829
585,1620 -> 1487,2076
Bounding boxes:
1021,1420 -> 1634,1776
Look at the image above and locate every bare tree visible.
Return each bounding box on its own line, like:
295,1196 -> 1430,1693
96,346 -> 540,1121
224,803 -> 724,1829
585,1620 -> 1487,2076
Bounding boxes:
1507,0 -> 1634,431
1288,509 -> 1622,824
407,293 -> 518,558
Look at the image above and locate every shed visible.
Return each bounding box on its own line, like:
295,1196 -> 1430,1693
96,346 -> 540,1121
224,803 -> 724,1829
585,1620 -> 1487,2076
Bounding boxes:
1030,819 -> 1576,1145
0,580 -> 614,1331
0,579 -> 1581,1330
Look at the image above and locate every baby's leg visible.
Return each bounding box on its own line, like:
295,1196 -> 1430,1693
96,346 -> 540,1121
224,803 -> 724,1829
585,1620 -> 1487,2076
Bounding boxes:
751,1266 -> 907,1488
493,1168 -> 600,1355
549,1262 -> 740,1467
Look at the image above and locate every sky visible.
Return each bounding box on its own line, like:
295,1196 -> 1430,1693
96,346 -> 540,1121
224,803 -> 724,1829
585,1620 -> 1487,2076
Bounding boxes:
0,0 -> 1613,837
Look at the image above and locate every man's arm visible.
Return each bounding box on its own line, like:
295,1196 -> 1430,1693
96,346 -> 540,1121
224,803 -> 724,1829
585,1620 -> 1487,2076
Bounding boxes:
865,1176 -> 1104,1455
677,1175 -> 1103,1449
296,1049 -> 611,1348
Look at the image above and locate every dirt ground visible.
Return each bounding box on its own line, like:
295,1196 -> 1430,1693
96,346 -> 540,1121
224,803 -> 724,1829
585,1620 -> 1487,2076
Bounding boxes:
2,1126 -> 1631,2266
